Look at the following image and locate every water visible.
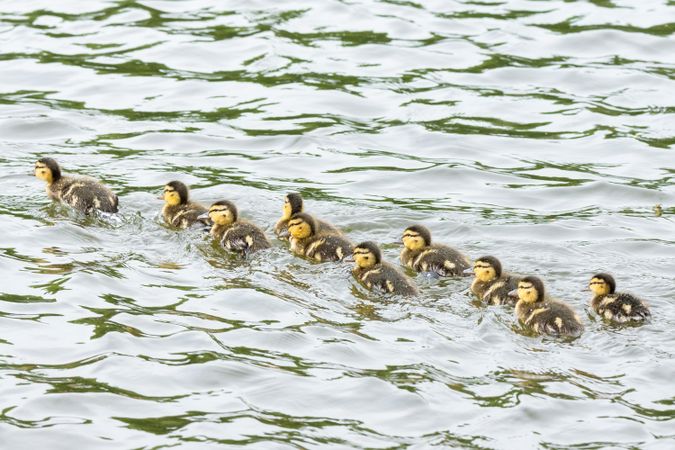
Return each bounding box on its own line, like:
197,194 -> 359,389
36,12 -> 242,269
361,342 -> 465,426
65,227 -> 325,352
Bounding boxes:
1,0 -> 674,448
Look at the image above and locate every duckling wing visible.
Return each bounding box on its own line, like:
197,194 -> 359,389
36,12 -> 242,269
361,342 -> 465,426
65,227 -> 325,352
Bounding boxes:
360,264 -> 418,296
305,234 -> 353,262
410,245 -> 470,276
222,223 -> 271,256
525,301 -> 583,337
171,203 -> 208,229
58,176 -> 118,213
594,293 -> 651,323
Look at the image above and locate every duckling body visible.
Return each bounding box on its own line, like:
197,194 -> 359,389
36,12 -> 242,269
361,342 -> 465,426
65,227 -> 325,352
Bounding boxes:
589,273 -> 651,323
288,213 -> 352,262
512,276 -> 583,337
161,181 -> 208,229
400,225 -> 470,276
274,193 -> 339,241
352,241 -> 418,296
207,201 -> 270,256
468,256 -> 520,306
34,158 -> 118,214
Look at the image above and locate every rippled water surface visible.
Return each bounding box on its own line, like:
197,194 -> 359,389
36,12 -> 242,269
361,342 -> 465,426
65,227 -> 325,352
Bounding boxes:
1,0 -> 674,448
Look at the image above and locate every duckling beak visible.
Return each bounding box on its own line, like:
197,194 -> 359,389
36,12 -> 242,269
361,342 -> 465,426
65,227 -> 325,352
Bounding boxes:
278,230 -> 290,239
462,267 -> 474,276
344,255 -> 355,263
197,212 -> 209,221
157,195 -> 164,200
507,289 -> 518,298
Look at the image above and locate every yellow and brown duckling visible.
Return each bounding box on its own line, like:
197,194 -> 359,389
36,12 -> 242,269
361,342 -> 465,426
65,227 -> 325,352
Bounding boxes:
400,224 -> 470,276
161,181 -> 209,229
352,241 -> 418,296
275,192 -> 339,240
510,276 -> 583,337
287,212 -> 352,262
466,256 -> 520,305
589,273 -> 651,323
201,200 -> 270,256
34,157 -> 118,214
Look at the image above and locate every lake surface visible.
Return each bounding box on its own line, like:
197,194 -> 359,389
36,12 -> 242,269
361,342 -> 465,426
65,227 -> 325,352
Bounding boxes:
1,0 -> 674,448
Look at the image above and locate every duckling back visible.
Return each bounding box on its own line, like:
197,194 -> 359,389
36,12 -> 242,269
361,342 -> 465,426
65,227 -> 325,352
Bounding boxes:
163,202 -> 208,229
303,234 -> 353,262
50,176 -> 118,214
472,274 -> 520,306
221,221 -> 271,256
592,293 -> 651,323
401,244 -> 470,277
354,262 -> 418,296
516,299 -> 583,337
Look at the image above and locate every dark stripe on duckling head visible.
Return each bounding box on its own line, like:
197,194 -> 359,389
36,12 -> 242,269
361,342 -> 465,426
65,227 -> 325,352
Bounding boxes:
520,275 -> 545,300
591,273 -> 616,294
354,241 -> 382,264
211,200 -> 238,222
289,212 -> 317,235
166,181 -> 189,204
475,255 -> 502,277
286,193 -> 304,214
37,157 -> 62,181
404,224 -> 432,245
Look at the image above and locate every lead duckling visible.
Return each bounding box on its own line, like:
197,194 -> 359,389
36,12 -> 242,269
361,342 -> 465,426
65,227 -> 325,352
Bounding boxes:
400,224 -> 470,276
275,192 -> 339,240
34,157 -> 118,214
287,212 -> 352,262
202,200 -> 270,256
589,273 -> 651,323
509,276 -> 583,337
352,241 -> 418,296
161,181 -> 208,229
465,256 -> 520,305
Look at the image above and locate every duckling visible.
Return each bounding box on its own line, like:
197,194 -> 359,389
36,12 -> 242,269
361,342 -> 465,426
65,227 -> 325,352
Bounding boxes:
274,192 -> 339,240
466,256 -> 520,305
202,200 -> 270,256
400,224 -> 470,276
287,212 -> 352,262
34,157 -> 118,214
352,241 -> 418,296
589,273 -> 651,323
161,181 -> 208,229
510,276 -> 583,337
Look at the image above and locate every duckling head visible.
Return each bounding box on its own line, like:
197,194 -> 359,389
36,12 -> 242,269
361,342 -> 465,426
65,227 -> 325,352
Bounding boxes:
288,212 -> 317,240
472,256 -> 502,282
282,193 -> 304,220
209,200 -> 238,226
402,224 -> 431,251
34,157 -> 62,184
515,276 -> 545,304
163,181 -> 189,206
353,241 -> 382,269
589,273 -> 616,296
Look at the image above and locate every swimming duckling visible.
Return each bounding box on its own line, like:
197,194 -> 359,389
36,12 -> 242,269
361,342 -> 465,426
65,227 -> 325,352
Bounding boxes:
589,273 -> 651,323
287,212 -> 352,262
161,181 -> 208,229
274,192 -> 339,240
352,241 -> 418,296
400,224 -> 470,276
510,276 -> 583,337
202,200 -> 270,256
34,157 -> 118,214
466,256 -> 520,305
